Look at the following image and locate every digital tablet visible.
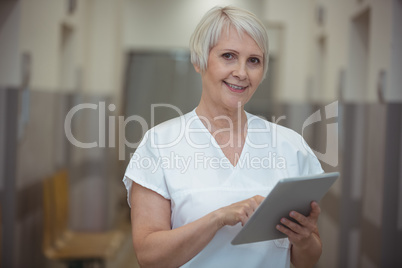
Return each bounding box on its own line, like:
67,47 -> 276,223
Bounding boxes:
231,172 -> 339,245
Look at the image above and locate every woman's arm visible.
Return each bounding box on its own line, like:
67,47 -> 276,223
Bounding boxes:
130,182 -> 264,268
276,201 -> 322,268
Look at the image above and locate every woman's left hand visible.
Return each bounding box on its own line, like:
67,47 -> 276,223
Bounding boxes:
276,201 -> 321,249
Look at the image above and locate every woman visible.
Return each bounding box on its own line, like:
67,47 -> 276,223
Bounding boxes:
123,6 -> 323,268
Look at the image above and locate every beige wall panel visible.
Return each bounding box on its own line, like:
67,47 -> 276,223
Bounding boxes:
388,0 -> 402,101
317,214 -> 339,268
314,0 -> 351,102
19,0 -> 64,91
362,105 -> 386,227
345,0 -> 392,102
265,0 -> 314,102
70,176 -> 107,231
16,92 -> 56,189
85,0 -> 123,95
123,0 -> 263,50
367,0 -> 392,102
0,2 -> 21,87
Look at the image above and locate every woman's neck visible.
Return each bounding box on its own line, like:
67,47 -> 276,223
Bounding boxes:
195,100 -> 248,135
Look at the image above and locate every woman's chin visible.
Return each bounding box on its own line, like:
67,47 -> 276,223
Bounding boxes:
222,98 -> 248,110
221,90 -> 252,109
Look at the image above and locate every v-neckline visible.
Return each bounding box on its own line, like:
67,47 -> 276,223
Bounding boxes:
192,109 -> 249,169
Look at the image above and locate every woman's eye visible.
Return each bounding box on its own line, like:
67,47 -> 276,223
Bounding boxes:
249,57 -> 260,64
222,53 -> 234,60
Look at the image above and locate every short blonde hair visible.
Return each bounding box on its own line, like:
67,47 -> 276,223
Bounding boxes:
189,6 -> 269,78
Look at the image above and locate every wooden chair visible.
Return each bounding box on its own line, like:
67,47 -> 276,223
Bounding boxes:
43,169 -> 125,268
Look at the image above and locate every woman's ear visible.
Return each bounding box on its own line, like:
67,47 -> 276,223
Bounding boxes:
193,64 -> 201,73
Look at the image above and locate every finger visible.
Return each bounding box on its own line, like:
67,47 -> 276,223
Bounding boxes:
247,196 -> 263,213
239,204 -> 254,225
244,204 -> 254,219
276,224 -> 302,242
240,214 -> 248,226
289,211 -> 309,227
309,201 -> 321,220
280,218 -> 305,235
251,195 -> 264,206
276,224 -> 293,236
246,199 -> 257,213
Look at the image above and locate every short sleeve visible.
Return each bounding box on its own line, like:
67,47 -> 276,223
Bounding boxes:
300,136 -> 324,175
274,122 -> 324,177
123,131 -> 170,207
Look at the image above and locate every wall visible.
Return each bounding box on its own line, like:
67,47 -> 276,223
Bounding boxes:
2,0 -> 124,99
123,0 -> 263,50
0,1 -> 127,266
0,1 -> 21,87
344,0 -> 392,102
263,0 -> 315,102
309,0 -> 350,103
262,1 -> 402,267
388,0 -> 402,101
85,0 -> 124,95
18,0 -> 64,91
263,0 -> 396,103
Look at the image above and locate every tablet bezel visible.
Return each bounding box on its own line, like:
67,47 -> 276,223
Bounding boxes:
231,172 -> 339,245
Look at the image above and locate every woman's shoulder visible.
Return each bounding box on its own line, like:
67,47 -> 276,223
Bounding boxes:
135,112 -> 186,150
150,109 -> 195,134
246,111 -> 308,149
246,112 -> 301,137
139,110 -> 197,148
246,111 -> 323,175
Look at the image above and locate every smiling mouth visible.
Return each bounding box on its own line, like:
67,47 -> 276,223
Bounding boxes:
224,81 -> 248,92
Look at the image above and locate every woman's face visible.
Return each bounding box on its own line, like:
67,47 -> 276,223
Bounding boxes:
196,26 -> 264,111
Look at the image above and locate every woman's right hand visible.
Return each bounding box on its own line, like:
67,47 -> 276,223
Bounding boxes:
216,195 -> 265,227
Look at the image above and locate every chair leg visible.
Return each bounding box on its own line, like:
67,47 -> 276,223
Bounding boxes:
85,260 -> 105,268
94,260 -> 106,268
66,259 -> 105,268
67,260 -> 85,268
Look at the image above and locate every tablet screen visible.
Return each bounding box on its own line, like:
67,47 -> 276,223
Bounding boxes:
231,172 -> 339,245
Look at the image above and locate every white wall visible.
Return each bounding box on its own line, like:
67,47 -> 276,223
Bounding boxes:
315,0 -> 392,103
1,0 -> 397,100
311,0 -> 351,103
1,0 -> 124,98
263,0 -> 315,102
19,0 -> 64,91
343,0 -> 392,102
388,0 -> 402,101
0,1 -> 21,88
123,0 -> 264,50
366,0 -> 392,103
264,0 -> 394,103
85,0 -> 124,95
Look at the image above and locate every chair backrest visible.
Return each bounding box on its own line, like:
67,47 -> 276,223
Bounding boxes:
52,169 -> 69,239
42,169 -> 70,251
43,176 -> 56,250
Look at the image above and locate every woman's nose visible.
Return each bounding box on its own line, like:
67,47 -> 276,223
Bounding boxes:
232,62 -> 247,80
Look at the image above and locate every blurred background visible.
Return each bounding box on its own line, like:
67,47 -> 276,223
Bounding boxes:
0,0 -> 401,267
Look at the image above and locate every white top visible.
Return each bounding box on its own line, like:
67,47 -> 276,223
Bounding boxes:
123,109 -> 323,268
